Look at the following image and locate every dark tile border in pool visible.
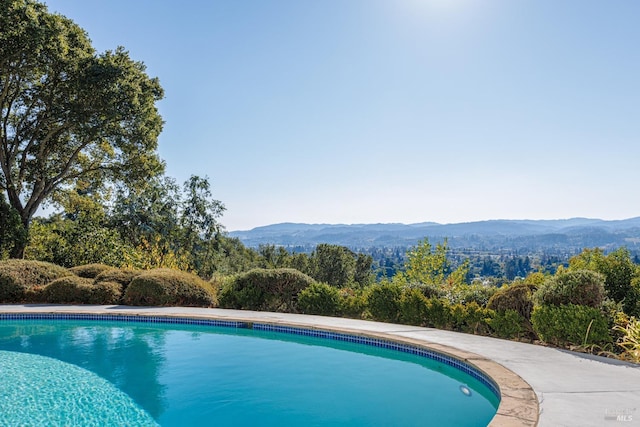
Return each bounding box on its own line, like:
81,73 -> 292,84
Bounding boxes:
0,312 -> 248,328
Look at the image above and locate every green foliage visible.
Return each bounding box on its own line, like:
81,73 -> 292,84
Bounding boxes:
399,287 -> 429,326
209,237 -> 259,275
311,244 -> 355,287
338,288 -> 367,318
94,268 -> 141,292
41,276 -> 122,304
0,259 -> 71,302
569,248 -> 640,316
309,244 -> 373,287
88,281 -> 124,305
24,193 -> 138,268
489,309 -> 525,339
0,194 -> 27,259
488,282 -> 537,321
286,252 -> 311,276
614,316 -> 640,363
25,174 -> 230,278
450,302 -> 493,334
69,264 -> 115,279
218,268 -> 315,313
627,279 -> 640,318
531,304 -> 611,347
354,253 -> 375,287
209,273 -> 232,292
108,175 -> 226,276
257,245 -> 291,269
404,238 -> 468,287
298,282 -> 341,316
447,283 -> 497,307
177,175 -> 226,277
424,298 -> 453,329
411,282 -> 447,299
1,0 -> 165,256
534,269 -> 606,308
124,269 -> 217,307
365,282 -> 403,323
41,276 -> 95,304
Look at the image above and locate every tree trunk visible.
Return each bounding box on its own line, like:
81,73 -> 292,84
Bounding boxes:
9,242 -> 25,259
8,215 -> 29,259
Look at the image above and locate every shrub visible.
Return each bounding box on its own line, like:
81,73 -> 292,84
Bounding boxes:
424,297 -> 452,329
487,282 -> 537,321
69,263 -> 115,279
94,268 -> 141,292
298,282 -> 341,316
0,259 -> 72,303
339,288 -> 367,318
209,274 -> 232,292
124,269 -> 217,307
88,281 -> 123,305
615,316 -> 640,362
41,276 -> 95,304
24,286 -> 47,303
448,284 -> 497,307
487,282 -> 538,337
531,304 -> 611,347
218,268 -> 314,313
489,309 -> 525,339
624,278 -> 640,318
534,269 -> 606,308
449,302 -> 493,334
408,282 -> 446,299
366,282 -> 402,323
399,287 -> 429,326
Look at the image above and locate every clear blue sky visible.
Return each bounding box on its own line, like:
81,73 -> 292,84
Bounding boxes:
44,0 -> 640,231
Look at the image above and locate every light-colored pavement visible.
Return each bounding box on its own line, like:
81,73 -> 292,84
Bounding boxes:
2,305 -> 639,426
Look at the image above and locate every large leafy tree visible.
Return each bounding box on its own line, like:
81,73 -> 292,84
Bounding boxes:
402,238 -> 469,287
109,175 -> 226,276
0,0 -> 164,257
310,244 -> 373,288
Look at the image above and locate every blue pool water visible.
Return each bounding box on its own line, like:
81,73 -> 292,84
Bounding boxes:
0,317 -> 499,426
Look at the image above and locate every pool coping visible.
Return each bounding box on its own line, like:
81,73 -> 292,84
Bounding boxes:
0,305 -> 537,426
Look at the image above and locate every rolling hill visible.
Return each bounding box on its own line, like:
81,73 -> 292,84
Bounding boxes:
229,218 -> 640,252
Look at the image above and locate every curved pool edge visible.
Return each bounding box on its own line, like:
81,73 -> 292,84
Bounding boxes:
0,305 -> 539,426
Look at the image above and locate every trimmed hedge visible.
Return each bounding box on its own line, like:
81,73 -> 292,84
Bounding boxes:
489,309 -> 525,339
218,268 -> 315,313
89,281 -> 124,304
123,269 -> 217,307
40,276 -> 121,304
69,263 -> 115,279
531,304 -> 611,347
366,282 -> 402,323
338,288 -> 367,318
534,269 -> 606,308
298,282 -> 341,316
399,287 -> 429,326
41,276 -> 94,303
0,259 -> 72,303
94,268 -> 141,292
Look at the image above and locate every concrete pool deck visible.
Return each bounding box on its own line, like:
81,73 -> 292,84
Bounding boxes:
1,305 -> 639,426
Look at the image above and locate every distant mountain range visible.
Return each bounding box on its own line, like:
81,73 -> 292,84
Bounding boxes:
229,218 -> 640,252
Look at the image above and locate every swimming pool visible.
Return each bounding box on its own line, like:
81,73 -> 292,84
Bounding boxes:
0,314 -> 499,426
